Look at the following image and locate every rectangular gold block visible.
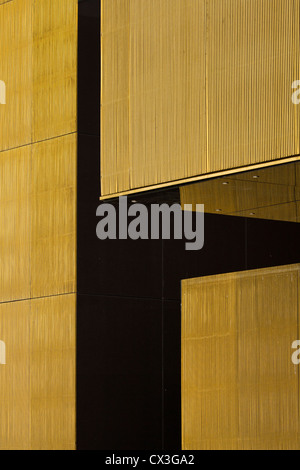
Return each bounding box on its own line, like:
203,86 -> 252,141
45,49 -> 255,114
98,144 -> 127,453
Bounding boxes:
101,0 -> 300,197
0,134 -> 76,303
0,294 -> 76,450
30,294 -> 76,450
31,134 -> 77,298
0,300 -> 31,450
0,146 -> 31,303
0,0 -> 32,151
182,264 -> 300,450
32,0 -> 78,142
0,0 -> 77,151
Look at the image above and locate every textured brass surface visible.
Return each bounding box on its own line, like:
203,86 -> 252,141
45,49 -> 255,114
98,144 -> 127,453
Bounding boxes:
182,265 -> 300,450
101,0 -> 300,197
0,0 -> 77,450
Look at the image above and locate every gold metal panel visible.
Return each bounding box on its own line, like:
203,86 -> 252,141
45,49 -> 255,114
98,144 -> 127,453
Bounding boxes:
0,146 -> 31,303
0,295 -> 76,450
0,0 -> 77,151
101,0 -> 300,198
101,0 -> 207,196
31,134 -> 77,298
182,265 -> 300,450
32,0 -> 77,142
0,0 -> 77,451
207,0 -> 299,172
0,300 -> 31,450
30,294 -> 76,450
0,0 -> 32,151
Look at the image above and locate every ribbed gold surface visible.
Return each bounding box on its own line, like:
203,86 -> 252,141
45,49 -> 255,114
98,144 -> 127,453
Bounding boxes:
32,0 -> 77,142
182,265 -> 300,450
101,0 -> 300,197
207,0 -> 299,171
0,295 -> 76,450
0,134 -> 76,302
0,0 -> 77,151
30,294 -> 76,450
0,0 -> 77,450
101,0 -> 207,196
0,0 -> 32,151
0,146 -> 31,303
0,301 -> 30,450
31,134 -> 77,298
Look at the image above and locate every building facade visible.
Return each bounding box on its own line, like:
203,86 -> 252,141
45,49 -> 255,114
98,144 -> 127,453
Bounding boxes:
0,0 -> 299,450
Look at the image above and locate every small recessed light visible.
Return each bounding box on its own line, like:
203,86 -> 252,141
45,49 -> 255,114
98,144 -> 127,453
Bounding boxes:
252,175 -> 259,179
222,182 -> 229,185
250,212 -> 255,216
131,200 -> 137,203
216,209 -> 222,212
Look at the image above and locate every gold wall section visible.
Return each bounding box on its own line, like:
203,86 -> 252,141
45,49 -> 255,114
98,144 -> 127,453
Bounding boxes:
0,146 -> 31,303
0,295 -> 76,450
30,294 -> 76,450
0,134 -> 77,304
0,0 -> 32,151
0,0 -> 77,450
182,265 -> 300,450
0,301 -> 30,450
31,134 -> 77,298
0,0 -> 77,151
32,0 -> 77,142
101,0 -> 300,198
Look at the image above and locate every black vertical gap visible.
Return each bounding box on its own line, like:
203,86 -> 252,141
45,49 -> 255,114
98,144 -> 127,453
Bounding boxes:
77,0 -> 101,451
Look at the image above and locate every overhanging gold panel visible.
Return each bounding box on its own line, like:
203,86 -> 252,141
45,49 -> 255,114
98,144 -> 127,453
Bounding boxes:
0,295 -> 76,450
207,0 -> 299,171
182,265 -> 300,450
101,0 -> 207,196
101,0 -> 300,198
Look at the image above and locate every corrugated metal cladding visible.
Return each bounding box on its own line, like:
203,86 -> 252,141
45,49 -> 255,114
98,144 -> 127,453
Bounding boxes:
101,0 -> 300,198
0,0 -> 77,450
182,265 -> 300,450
